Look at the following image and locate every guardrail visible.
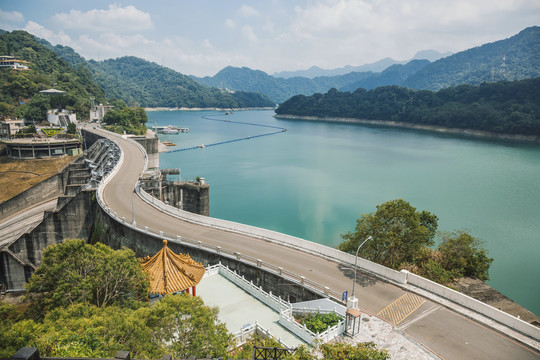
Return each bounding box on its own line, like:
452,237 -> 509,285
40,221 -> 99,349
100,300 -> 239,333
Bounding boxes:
93,127 -> 540,344
231,322 -> 291,349
278,307 -> 345,346
208,263 -> 345,347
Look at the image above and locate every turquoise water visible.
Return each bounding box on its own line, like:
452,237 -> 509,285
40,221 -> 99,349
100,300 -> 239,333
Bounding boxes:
152,110 -> 540,316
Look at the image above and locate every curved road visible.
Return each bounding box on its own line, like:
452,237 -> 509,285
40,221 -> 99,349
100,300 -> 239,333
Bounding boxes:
93,128 -> 539,360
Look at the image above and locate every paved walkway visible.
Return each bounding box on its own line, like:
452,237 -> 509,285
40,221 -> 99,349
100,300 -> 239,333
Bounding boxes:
197,272 -> 306,348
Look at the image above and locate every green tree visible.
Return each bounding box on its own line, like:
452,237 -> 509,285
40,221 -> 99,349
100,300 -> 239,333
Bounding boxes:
437,230 -> 493,281
103,105 -> 148,135
67,122 -> 77,134
23,94 -> 50,122
0,101 -> 15,116
318,342 -> 389,360
17,124 -> 37,134
144,294 -> 232,359
25,239 -> 149,313
339,199 -> 438,269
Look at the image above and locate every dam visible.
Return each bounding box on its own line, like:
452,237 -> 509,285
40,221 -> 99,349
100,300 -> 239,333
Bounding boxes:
1,124 -> 539,359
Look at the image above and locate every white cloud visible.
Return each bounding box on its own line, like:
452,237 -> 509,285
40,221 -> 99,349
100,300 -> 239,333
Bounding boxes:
264,18 -> 275,33
238,4 -> 259,18
202,39 -> 214,49
284,0 -> 540,67
0,9 -> 25,30
225,19 -> 236,29
23,21 -> 72,45
51,4 -> 153,33
0,9 -> 24,23
241,25 -> 258,42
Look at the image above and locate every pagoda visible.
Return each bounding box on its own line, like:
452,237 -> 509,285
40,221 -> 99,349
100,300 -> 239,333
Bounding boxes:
140,240 -> 205,296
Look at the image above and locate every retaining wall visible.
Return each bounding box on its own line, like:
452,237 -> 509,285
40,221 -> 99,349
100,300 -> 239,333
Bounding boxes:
0,167 -> 68,222
1,189 -> 96,289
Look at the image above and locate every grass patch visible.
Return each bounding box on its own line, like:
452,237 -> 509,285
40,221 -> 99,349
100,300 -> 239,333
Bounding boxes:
0,156 -> 76,202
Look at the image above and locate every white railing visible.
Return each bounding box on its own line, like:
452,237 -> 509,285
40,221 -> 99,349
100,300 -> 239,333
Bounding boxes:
231,322 -> 290,349
209,263 -> 345,347
217,264 -> 290,313
92,128 -> 540,344
278,308 -> 345,346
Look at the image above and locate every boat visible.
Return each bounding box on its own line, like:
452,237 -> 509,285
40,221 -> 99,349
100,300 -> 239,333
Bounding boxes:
153,125 -> 188,134
197,144 -> 205,148
162,127 -> 179,134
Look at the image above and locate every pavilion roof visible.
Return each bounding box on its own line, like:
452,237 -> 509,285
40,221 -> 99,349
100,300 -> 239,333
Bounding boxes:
39,89 -> 66,94
140,240 -> 206,295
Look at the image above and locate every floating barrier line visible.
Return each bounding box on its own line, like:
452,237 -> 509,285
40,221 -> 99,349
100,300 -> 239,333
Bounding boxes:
165,113 -> 287,153
201,114 -> 286,130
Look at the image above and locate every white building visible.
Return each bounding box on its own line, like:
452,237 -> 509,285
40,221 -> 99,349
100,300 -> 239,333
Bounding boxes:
0,56 -> 30,70
47,109 -> 77,127
0,118 -> 25,138
90,104 -> 114,122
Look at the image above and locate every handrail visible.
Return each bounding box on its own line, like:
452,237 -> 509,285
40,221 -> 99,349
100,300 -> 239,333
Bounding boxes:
91,127 -> 540,345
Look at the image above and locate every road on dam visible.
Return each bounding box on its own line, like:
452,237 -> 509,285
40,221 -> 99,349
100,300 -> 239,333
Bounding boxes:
91,127 -> 540,360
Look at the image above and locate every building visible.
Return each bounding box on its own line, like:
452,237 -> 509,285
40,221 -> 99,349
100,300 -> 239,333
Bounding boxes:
0,118 -> 25,138
4,137 -> 82,159
0,56 -> 30,70
140,240 -> 206,296
46,109 -> 77,127
90,103 -> 113,122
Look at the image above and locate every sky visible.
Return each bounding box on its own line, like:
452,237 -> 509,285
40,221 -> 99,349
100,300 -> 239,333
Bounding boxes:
0,1 -> 539,77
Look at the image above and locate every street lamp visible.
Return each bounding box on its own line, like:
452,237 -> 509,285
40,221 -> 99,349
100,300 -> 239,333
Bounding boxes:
350,235 -> 373,305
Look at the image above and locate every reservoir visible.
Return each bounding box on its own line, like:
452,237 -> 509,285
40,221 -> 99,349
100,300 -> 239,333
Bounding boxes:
151,109 -> 540,316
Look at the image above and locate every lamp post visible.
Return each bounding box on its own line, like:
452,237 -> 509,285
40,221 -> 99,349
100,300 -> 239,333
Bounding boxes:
350,235 -> 373,302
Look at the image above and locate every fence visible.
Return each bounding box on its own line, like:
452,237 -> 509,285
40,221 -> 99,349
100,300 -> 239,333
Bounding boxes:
208,263 -> 346,347
92,128 -> 540,343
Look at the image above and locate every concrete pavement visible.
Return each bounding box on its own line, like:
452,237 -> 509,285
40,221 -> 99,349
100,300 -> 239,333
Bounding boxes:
92,128 -> 540,360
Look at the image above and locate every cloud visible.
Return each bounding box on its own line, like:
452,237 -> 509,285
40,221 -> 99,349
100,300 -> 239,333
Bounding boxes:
264,18 -> 275,33
238,4 -> 259,18
241,25 -> 258,42
0,9 -> 25,30
24,21 -> 72,45
51,4 -> 153,33
286,0 -> 540,66
0,9 -> 24,23
225,19 -> 236,29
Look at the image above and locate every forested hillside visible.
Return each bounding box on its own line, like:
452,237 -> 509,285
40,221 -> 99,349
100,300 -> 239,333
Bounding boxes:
275,78 -> 540,136
403,26 -> 540,90
194,27 -> 540,103
50,45 -> 274,109
0,30 -> 105,120
340,60 -> 430,91
193,66 -> 376,103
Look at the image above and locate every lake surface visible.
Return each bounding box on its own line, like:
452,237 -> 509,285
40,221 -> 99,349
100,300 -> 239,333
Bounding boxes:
151,110 -> 540,316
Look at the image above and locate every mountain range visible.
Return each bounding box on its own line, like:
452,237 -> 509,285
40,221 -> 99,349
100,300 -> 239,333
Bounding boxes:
5,26 -> 538,110
272,50 -> 451,79
47,45 -> 275,109
193,26 -> 540,104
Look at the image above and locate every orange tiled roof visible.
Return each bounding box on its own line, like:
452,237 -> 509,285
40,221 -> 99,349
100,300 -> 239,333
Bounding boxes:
140,240 -> 206,295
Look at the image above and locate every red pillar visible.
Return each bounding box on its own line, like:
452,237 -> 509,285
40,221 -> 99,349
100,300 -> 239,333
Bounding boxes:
192,286 -> 196,297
